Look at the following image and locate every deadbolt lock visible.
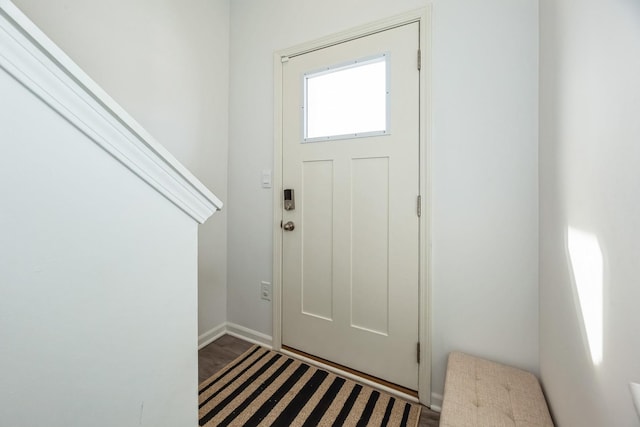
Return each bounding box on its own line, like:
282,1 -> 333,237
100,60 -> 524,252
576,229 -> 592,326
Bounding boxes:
284,189 -> 295,211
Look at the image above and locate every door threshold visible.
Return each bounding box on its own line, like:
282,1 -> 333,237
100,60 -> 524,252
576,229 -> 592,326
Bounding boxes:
281,345 -> 419,403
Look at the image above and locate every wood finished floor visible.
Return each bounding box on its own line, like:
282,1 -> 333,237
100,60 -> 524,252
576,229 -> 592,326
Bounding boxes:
199,334 -> 440,426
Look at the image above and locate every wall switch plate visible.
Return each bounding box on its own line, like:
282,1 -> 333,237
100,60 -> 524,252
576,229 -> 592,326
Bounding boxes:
260,281 -> 272,301
631,383 -> 640,419
261,170 -> 272,188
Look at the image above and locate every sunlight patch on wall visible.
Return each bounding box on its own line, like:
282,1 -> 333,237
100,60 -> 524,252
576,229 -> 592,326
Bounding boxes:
630,383 -> 640,420
567,227 -> 604,366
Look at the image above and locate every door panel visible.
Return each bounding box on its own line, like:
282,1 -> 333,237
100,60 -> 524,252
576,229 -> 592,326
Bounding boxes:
281,22 -> 420,389
351,156 -> 389,335
301,160 -> 334,321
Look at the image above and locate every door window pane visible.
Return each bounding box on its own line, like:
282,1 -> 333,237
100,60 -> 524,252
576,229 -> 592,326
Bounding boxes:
304,54 -> 388,142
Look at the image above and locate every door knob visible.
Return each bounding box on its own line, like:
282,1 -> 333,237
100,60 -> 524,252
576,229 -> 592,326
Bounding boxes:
283,221 -> 295,231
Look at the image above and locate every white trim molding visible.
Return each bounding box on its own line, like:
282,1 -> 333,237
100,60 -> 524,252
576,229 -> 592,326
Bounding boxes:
198,322 -> 274,350
272,7 -> 432,406
198,323 -> 227,350
0,1 -> 222,223
226,322 -> 273,349
430,393 -> 443,412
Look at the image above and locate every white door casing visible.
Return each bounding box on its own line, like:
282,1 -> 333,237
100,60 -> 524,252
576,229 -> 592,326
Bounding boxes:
280,22 -> 420,390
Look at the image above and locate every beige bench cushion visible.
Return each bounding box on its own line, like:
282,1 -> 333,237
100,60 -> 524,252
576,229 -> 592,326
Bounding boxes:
440,352 -> 553,427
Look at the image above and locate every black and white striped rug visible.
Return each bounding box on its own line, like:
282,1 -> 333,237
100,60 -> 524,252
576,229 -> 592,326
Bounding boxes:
199,345 -> 421,426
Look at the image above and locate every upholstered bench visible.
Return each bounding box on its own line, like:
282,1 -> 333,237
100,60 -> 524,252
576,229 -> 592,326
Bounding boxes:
440,352 -> 554,426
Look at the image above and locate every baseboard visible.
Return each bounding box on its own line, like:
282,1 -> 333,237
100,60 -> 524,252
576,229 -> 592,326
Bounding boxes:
198,322 -> 273,350
226,322 -> 273,349
430,392 -> 443,412
198,323 -> 226,349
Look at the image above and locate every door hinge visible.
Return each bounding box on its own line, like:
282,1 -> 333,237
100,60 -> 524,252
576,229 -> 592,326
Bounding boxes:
281,56 -> 290,63
417,342 -> 421,364
417,49 -> 421,71
417,195 -> 422,217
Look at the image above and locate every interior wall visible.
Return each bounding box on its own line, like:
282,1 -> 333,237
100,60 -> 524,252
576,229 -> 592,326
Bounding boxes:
228,0 -> 539,399
0,55 -> 200,425
11,0 -> 231,337
539,0 -> 640,425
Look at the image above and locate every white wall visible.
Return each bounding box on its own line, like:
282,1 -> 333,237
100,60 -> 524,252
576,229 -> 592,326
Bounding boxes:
539,0 -> 640,425
11,0 -> 231,337
0,54 -> 199,425
228,0 -> 539,399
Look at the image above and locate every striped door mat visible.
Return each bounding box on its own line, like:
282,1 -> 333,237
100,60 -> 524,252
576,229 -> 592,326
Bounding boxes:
199,345 -> 421,426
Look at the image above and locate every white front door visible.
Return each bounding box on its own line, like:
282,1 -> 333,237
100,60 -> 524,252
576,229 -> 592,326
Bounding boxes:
281,22 -> 421,390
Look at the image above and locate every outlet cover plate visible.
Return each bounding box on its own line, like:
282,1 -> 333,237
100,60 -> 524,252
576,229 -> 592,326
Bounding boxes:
260,281 -> 272,301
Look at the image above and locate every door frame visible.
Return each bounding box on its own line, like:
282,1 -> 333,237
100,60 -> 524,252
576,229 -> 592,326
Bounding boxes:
271,7 -> 433,406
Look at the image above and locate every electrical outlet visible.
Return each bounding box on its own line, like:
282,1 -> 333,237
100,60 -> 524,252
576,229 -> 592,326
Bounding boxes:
260,281 -> 272,301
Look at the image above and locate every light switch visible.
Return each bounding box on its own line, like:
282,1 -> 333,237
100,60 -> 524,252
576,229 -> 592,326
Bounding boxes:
261,169 -> 272,188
